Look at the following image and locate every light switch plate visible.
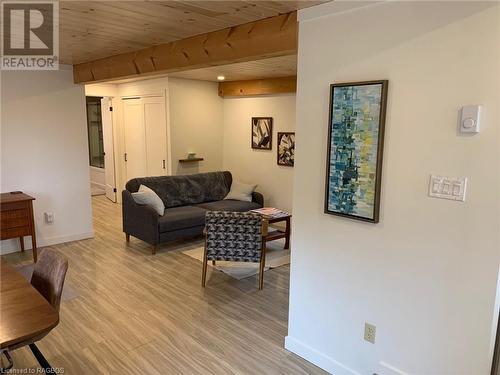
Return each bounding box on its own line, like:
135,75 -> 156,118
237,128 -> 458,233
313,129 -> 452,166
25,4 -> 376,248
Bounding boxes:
429,175 -> 467,202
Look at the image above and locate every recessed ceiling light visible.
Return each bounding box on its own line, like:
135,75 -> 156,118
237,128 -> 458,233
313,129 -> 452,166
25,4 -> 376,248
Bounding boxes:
217,75 -> 225,81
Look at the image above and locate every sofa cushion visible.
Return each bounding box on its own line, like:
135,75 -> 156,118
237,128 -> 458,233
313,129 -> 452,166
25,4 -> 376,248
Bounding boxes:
159,206 -> 207,233
132,185 -> 165,215
196,199 -> 261,212
126,171 -> 232,208
224,180 -> 257,202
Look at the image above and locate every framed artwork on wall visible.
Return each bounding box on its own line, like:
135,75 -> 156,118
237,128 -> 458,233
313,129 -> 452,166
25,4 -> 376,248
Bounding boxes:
251,117 -> 273,150
324,80 -> 388,223
277,132 -> 295,167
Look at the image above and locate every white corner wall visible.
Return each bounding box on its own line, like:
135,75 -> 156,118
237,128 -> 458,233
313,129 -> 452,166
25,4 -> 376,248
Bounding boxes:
84,77 -> 295,210
168,78 -> 224,175
287,2 -> 500,374
85,83 -> 119,97
222,95 -> 296,212
1,67 -> 93,253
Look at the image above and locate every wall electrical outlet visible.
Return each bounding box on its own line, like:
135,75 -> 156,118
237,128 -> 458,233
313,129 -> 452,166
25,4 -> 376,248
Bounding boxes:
44,212 -> 54,224
364,322 -> 376,344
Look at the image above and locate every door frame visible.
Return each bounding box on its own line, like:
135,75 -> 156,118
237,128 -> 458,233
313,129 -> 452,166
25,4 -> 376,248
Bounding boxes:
100,97 -> 117,202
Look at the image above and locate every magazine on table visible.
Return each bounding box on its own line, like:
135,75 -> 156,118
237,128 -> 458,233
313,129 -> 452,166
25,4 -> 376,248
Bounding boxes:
250,207 -> 290,219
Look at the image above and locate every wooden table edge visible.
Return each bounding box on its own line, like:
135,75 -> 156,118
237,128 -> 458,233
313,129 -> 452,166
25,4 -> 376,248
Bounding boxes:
0,315 -> 59,349
0,258 -> 59,349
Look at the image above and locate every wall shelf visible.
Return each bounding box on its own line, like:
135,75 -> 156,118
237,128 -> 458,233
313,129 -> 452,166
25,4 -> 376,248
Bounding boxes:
179,158 -> 204,163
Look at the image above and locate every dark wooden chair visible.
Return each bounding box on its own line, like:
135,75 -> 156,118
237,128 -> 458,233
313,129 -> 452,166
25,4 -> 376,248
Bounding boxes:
202,211 -> 268,290
31,248 -> 68,312
1,248 -> 68,372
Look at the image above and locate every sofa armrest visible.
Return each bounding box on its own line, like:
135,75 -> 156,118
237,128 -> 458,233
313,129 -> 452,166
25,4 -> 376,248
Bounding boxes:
252,191 -> 264,207
122,190 -> 160,245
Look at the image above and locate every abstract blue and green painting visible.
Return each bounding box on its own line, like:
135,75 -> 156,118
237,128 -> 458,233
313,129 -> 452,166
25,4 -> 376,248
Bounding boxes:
326,82 -> 386,222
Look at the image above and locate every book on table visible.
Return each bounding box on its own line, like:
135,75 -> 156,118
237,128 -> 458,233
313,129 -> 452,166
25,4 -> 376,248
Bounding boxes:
250,207 -> 290,219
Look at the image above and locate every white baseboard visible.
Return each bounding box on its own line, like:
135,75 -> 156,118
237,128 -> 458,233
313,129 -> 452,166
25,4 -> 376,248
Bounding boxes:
378,362 -> 409,375
0,231 -> 94,255
284,336 -> 362,375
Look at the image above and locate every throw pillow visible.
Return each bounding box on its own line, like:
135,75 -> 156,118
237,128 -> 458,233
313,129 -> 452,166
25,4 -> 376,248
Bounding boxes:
132,185 -> 165,215
224,180 -> 257,202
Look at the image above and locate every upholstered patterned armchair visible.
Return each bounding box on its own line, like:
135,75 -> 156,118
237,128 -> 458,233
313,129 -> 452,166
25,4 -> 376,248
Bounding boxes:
202,211 -> 268,289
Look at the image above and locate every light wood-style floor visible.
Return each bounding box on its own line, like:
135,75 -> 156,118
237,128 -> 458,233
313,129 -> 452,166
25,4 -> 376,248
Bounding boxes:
3,196 -> 325,375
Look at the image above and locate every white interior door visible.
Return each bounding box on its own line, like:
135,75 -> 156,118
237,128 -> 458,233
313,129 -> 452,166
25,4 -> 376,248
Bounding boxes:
123,98 -> 147,180
101,97 -> 117,202
143,97 -> 168,176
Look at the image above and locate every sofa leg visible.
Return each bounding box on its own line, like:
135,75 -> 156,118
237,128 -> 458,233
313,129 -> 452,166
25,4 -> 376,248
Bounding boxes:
212,260 -> 216,266
125,233 -> 130,243
152,245 -> 157,255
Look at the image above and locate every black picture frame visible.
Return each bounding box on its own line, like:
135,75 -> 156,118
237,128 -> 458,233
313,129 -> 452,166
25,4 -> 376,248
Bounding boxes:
277,132 -> 295,167
324,80 -> 388,223
251,117 -> 273,150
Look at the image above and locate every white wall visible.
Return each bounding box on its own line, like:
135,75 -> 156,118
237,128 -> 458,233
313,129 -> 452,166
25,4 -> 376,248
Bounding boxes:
85,78 -> 171,200
287,2 -> 500,375
1,66 -> 93,254
168,78 -> 224,175
85,83 -> 118,97
223,95 -> 296,212
89,77 -> 226,198
110,76 -> 294,211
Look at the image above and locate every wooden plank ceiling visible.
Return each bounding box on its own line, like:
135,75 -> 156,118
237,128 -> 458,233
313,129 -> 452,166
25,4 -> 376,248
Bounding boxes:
169,55 -> 297,82
74,11 -> 303,83
61,1 -> 326,65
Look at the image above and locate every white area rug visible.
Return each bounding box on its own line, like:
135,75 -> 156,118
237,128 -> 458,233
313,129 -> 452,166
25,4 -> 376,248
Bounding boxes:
182,239 -> 290,280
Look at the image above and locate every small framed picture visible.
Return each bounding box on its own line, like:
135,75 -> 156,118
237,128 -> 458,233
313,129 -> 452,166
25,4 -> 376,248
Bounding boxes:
252,117 -> 273,150
277,132 -> 295,167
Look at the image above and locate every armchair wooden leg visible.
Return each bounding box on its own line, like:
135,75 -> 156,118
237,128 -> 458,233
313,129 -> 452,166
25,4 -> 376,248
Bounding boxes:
259,240 -> 267,290
125,233 -> 130,242
212,260 -> 216,266
202,241 -> 208,287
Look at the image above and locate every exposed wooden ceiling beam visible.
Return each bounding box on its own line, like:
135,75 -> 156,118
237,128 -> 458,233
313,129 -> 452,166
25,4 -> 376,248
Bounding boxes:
73,11 -> 297,84
218,76 -> 297,97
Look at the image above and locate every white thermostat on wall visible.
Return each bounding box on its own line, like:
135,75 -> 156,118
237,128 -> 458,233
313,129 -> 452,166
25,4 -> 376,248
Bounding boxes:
459,105 -> 481,134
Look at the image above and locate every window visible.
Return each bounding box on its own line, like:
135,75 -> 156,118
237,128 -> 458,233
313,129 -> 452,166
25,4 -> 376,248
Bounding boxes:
86,96 -> 104,168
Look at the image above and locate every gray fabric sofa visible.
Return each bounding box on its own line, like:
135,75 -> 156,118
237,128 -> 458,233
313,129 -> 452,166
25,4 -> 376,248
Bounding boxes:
122,171 -> 263,253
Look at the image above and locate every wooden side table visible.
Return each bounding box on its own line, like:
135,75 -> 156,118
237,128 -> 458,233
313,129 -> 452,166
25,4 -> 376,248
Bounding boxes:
0,192 -> 37,262
262,214 -> 291,249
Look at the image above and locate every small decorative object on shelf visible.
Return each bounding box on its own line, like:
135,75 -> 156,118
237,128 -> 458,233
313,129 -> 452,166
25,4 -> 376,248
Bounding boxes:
187,152 -> 197,159
179,158 -> 204,163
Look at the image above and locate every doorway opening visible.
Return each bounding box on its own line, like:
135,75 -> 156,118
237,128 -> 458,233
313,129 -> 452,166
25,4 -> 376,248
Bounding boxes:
85,96 -> 117,202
